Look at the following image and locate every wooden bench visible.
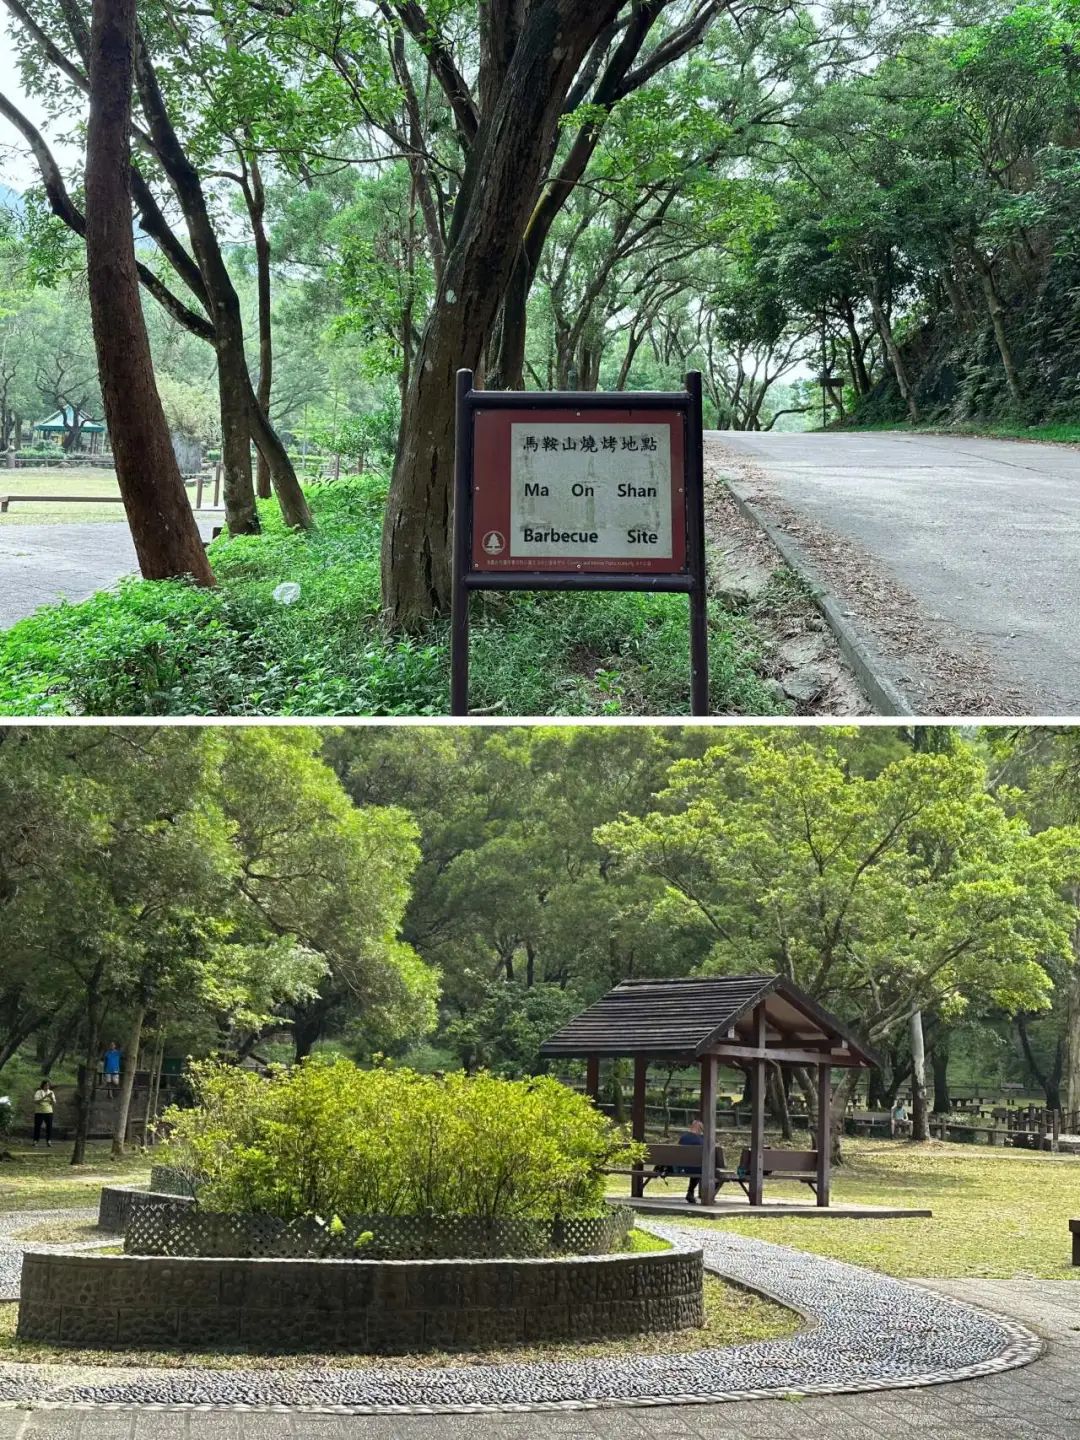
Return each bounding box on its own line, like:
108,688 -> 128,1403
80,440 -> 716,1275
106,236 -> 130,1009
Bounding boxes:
607,1142 -> 737,1193
0,495 -> 123,512
1071,1218 -> 1080,1266
740,1147 -> 821,1198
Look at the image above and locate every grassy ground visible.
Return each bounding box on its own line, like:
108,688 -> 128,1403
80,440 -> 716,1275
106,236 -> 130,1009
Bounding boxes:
841,418 -> 1080,445
0,1272 -> 796,1370
0,476 -> 780,717
7,1219 -> 105,1243
0,1143 -> 150,1211
659,1139 -> 1080,1280
0,469 -> 214,526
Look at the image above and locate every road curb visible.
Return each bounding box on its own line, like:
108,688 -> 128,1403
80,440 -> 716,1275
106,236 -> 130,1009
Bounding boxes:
726,480 -> 914,717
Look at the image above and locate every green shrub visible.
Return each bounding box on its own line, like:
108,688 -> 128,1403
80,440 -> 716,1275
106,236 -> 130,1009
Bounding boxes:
161,1058 -> 642,1223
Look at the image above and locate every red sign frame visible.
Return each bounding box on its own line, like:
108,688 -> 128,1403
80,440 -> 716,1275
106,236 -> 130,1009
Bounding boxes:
470,407 -> 688,575
450,372 -> 707,717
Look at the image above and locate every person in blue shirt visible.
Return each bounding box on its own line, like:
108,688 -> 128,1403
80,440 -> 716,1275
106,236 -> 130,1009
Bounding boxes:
678,1118 -> 705,1204
102,1042 -> 122,1098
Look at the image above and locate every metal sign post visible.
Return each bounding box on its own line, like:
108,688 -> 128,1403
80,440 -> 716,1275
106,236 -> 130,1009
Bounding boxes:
450,371 -> 708,715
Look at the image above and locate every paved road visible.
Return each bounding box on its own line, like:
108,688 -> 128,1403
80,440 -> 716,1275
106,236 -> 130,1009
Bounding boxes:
716,431 -> 1080,714
0,519 -> 219,631
2,1277 -> 1076,1438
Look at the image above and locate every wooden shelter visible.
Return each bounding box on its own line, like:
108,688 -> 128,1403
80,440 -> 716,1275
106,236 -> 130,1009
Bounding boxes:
33,407 -> 108,454
540,975 -> 878,1208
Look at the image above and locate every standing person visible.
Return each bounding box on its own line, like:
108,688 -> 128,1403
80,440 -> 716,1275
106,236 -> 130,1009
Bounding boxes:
102,1042 -> 122,1098
678,1117 -> 705,1204
33,1078 -> 55,1147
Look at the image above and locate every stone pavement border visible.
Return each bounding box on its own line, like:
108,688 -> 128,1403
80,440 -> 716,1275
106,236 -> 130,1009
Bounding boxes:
725,481 -> 914,717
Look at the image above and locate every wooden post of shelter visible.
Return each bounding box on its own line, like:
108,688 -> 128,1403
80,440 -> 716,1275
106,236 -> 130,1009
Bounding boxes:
816,1063 -> 832,1207
631,1056 -> 648,1198
748,1002 -> 767,1206
585,1055 -> 600,1103
700,1056 -> 718,1206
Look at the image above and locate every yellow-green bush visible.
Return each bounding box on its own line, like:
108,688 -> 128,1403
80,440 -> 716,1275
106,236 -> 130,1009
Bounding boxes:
161,1058 -> 642,1222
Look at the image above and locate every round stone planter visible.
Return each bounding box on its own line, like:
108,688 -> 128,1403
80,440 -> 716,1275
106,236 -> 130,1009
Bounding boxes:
17,1245 -> 703,1353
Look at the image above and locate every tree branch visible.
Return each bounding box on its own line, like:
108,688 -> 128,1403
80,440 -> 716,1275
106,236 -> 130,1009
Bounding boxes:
385,0 -> 478,147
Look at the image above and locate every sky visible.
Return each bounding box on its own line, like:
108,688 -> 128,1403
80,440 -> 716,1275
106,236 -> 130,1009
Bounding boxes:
0,16 -> 80,193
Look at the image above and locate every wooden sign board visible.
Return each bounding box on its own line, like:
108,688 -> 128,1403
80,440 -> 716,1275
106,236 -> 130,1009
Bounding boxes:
470,409 -> 687,574
451,373 -> 707,716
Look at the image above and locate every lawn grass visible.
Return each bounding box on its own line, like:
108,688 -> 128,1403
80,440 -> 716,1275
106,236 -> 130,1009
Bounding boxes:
7,1219 -> 106,1243
672,1140 -> 1080,1280
0,1272 -> 797,1369
0,468 -> 212,526
0,475 -> 780,717
0,1143 -> 150,1211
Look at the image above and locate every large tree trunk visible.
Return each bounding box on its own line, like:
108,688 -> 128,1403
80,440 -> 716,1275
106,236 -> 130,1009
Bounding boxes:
488,257 -> 532,391
973,253 -> 1024,408
867,284 -> 919,423
71,965 -> 105,1166
931,1041 -> 951,1114
132,39 -> 261,536
111,1004 -> 144,1157
842,299 -> 871,395
84,0 -> 216,585
1062,897 -> 1080,1119
249,155 -> 274,502
214,330 -> 258,535
381,1 -> 622,628
768,1064 -> 793,1141
909,1010 -> 930,1141
246,380 -> 312,529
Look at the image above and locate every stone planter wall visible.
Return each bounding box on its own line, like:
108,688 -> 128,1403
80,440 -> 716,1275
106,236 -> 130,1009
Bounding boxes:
17,1246 -> 703,1353
98,1185 -> 197,1234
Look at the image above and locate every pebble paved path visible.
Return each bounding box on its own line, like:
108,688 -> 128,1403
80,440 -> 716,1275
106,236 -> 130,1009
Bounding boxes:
0,1217 -> 1040,1413
0,1210 -> 112,1301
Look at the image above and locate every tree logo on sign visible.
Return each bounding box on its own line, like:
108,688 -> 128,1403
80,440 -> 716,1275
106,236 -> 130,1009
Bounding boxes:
482,530 -> 505,556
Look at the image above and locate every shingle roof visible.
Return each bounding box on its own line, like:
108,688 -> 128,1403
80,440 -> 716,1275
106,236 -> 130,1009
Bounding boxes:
539,974 -> 877,1066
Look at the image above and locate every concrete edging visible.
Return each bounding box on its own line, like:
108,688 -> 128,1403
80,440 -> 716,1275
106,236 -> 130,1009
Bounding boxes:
725,479 -> 914,716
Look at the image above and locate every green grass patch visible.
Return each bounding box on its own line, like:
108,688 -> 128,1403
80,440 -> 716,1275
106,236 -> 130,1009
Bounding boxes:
0,1272 -> 796,1368
839,417 -> 1080,445
8,1219 -> 106,1244
0,1143 -> 150,1211
623,1227 -> 672,1253
0,477 -> 780,717
0,468 -> 210,525
680,1140 -> 1080,1280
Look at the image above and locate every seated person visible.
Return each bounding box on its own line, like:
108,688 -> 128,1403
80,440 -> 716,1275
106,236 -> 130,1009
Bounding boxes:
678,1117 -> 705,1204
